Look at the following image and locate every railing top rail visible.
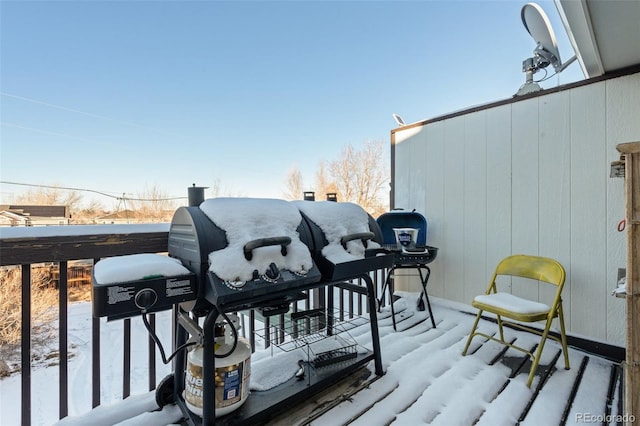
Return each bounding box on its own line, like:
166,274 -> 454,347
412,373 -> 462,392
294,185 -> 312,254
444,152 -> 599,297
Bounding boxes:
0,223 -> 170,266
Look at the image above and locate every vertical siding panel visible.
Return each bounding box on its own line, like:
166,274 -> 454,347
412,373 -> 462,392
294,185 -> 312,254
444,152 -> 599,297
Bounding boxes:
463,111 -> 488,303
606,74 -> 640,344
511,98 -> 540,301
538,91 -> 572,330
424,122 -> 446,297
409,128 -> 427,211
485,105 -> 512,288
570,83 -> 607,341
388,72 -> 637,346
443,116 -> 466,302
402,128 -> 428,294
393,128 -> 417,208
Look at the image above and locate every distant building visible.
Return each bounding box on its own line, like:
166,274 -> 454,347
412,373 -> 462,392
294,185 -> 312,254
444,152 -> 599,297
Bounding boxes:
0,205 -> 71,227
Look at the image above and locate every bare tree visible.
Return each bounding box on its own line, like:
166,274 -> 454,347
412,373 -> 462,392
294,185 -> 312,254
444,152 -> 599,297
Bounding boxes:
73,199 -> 107,224
13,185 -> 82,211
284,140 -> 389,215
326,141 -> 389,216
128,184 -> 178,221
314,161 -> 339,200
283,167 -> 305,200
209,179 -> 223,198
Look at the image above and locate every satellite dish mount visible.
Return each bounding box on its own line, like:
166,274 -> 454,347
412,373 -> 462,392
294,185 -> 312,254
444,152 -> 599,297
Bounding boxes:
392,113 -> 405,127
516,2 -> 576,96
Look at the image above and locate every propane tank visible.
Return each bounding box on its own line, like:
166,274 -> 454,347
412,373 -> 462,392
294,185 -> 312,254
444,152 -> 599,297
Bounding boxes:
184,314 -> 251,417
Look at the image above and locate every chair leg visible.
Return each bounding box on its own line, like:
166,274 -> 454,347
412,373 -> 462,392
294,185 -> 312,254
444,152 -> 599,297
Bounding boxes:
558,303 -> 570,370
496,315 -> 505,343
527,318 -> 554,387
462,310 -> 483,356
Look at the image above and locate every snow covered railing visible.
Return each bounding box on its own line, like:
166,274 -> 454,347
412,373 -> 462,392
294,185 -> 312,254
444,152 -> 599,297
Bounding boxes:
0,224 -> 170,425
0,224 -> 390,424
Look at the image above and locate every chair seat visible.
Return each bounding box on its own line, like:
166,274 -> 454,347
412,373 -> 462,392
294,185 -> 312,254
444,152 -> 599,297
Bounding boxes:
473,292 -> 550,315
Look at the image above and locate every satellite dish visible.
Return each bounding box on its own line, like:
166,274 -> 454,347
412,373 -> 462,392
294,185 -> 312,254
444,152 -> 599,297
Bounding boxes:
392,113 -> 405,126
522,3 -> 562,71
516,2 -> 577,96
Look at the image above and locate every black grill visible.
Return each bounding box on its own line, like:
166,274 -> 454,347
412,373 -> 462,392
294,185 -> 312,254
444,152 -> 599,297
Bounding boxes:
376,209 -> 439,330
89,192 -> 393,424
166,197 -> 391,424
167,204 -> 323,312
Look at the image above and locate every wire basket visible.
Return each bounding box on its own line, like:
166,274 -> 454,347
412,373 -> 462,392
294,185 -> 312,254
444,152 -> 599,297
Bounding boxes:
254,309 -> 366,368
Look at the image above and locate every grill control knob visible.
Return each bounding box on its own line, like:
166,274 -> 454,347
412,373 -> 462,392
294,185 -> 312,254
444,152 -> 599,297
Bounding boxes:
135,288 -> 158,310
264,262 -> 280,281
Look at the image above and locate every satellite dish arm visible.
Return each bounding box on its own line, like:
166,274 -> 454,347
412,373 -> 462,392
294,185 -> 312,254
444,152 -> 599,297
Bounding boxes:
556,54 -> 577,73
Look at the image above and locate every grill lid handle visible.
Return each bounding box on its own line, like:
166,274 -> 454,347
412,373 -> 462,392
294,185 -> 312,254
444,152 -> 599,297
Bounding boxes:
244,236 -> 292,261
340,232 -> 375,249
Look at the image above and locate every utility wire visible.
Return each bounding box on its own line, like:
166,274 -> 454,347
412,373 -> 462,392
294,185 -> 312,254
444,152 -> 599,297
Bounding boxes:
1,122 -> 110,145
1,92 -> 182,137
0,181 -> 187,202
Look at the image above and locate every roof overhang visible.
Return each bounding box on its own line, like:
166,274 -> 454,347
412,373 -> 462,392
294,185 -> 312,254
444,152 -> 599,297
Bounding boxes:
555,0 -> 640,78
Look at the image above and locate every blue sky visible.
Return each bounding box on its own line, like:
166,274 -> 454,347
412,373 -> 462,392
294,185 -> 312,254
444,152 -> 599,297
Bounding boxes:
0,0 -> 584,208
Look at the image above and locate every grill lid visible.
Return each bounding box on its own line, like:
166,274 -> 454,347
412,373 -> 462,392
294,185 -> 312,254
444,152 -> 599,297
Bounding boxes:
293,201 -> 392,281
292,201 -> 381,263
376,209 -> 428,246
200,198 -> 314,283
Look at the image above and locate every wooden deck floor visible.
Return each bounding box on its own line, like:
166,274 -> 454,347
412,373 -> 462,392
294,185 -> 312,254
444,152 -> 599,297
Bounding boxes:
265,298 -> 623,426
56,297 -> 623,426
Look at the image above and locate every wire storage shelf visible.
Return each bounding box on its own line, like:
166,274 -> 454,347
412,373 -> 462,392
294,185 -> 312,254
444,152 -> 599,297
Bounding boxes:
254,309 -> 368,368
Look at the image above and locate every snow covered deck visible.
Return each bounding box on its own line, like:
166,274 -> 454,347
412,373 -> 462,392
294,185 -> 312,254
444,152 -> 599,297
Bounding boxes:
55,296 -> 621,426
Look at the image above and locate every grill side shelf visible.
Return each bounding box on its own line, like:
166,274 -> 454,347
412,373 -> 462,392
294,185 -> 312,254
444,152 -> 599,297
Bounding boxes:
318,253 -> 394,282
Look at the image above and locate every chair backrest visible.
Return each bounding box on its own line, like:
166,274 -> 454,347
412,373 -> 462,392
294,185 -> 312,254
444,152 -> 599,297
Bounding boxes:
494,254 -> 566,288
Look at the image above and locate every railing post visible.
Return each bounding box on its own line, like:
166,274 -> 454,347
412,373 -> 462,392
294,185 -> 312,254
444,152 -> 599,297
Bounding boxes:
123,318 -> 131,398
21,264 -> 31,426
148,313 -> 157,391
59,261 -> 69,419
92,317 -> 101,408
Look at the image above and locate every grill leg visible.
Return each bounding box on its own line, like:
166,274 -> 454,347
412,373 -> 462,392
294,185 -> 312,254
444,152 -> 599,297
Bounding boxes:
418,266 -> 436,329
362,274 -> 384,376
202,306 -> 220,425
378,268 -> 398,331
173,308 -> 189,417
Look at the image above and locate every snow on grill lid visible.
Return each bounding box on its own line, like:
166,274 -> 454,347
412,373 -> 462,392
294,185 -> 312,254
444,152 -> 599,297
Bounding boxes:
199,198 -> 313,282
292,200 -> 380,263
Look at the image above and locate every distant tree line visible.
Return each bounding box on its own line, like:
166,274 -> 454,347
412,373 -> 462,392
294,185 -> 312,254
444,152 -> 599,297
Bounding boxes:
6,140 -> 390,221
284,140 -> 390,216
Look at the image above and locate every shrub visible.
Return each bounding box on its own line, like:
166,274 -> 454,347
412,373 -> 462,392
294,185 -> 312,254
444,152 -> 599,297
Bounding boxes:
0,266 -> 58,346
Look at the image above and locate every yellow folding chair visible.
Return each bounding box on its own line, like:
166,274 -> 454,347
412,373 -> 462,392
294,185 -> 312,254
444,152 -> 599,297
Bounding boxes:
461,254 -> 570,387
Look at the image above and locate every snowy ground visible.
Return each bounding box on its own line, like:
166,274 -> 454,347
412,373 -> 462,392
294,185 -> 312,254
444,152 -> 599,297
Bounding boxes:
0,295 -> 622,426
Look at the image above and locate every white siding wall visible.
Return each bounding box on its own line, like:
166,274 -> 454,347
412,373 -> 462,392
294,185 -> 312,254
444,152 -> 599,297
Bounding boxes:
392,72 -> 640,346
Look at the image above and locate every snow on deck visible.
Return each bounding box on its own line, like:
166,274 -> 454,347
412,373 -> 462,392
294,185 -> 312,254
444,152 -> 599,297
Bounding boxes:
31,296 -> 622,426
